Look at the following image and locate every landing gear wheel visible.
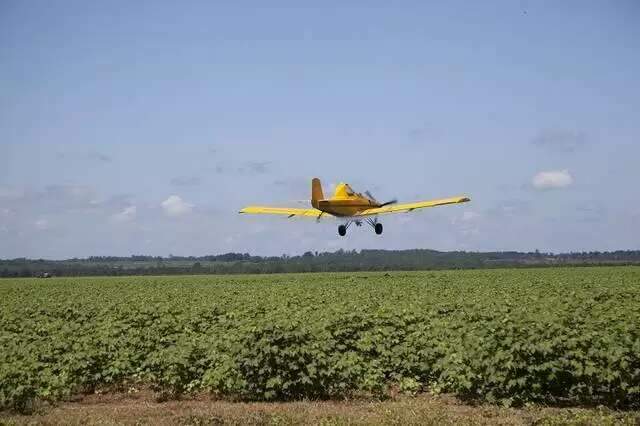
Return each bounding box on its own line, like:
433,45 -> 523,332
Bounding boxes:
338,225 -> 347,236
374,223 -> 383,235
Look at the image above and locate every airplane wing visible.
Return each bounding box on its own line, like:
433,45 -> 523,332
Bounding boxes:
355,196 -> 470,216
239,206 -> 330,218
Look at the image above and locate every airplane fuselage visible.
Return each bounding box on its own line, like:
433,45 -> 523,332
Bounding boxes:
317,197 -> 378,217
315,182 -> 380,217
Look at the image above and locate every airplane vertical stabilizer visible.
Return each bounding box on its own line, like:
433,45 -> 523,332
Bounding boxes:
311,178 -> 324,208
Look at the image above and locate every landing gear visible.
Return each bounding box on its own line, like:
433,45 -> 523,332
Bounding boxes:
338,219 -> 382,236
375,223 -> 383,235
365,217 -> 383,235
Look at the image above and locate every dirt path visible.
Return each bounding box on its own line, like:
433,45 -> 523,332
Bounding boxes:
2,393 -> 638,425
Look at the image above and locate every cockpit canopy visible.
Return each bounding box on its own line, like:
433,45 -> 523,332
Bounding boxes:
334,183 -> 356,198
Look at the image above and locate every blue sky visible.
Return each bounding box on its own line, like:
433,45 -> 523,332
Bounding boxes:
1,1 -> 639,259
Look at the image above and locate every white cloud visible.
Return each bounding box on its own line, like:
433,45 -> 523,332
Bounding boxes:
161,195 -> 193,217
34,219 -> 49,230
112,206 -> 137,223
532,170 -> 574,190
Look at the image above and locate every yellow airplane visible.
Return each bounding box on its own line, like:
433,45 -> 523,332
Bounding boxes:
240,178 -> 470,236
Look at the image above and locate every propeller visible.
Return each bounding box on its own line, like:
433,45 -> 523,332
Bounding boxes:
365,190 -> 396,208
364,191 -> 378,203
378,199 -> 398,207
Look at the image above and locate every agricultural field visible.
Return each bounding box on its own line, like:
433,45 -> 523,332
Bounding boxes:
1,267 -> 639,419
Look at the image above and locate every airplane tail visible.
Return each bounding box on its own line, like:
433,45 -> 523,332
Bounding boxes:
311,178 -> 324,209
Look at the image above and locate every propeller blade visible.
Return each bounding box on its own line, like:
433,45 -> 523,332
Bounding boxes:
378,199 -> 398,208
365,189 -> 396,208
365,190 -> 378,203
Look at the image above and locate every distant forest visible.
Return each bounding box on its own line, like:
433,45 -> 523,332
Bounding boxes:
2,249 -> 640,277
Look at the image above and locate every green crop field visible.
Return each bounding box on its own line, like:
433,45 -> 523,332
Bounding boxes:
1,267 -> 639,413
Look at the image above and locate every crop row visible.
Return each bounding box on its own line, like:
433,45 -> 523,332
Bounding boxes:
1,268 -> 639,412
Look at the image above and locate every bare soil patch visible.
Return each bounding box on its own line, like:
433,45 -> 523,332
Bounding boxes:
1,392 -> 638,425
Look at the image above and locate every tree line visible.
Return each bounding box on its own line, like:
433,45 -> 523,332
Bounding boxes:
2,249 -> 640,277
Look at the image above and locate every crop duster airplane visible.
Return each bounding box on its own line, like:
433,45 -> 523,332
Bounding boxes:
240,178 -> 470,236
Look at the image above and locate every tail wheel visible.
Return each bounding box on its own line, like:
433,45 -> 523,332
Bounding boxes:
338,225 -> 347,236
374,223 -> 383,235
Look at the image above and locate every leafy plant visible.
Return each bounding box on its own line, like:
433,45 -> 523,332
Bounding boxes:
1,268 -> 639,412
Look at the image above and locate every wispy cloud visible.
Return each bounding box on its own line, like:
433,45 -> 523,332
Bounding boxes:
531,130 -> 587,153
461,211 -> 480,222
111,206 -> 137,223
0,186 -> 26,200
450,210 -> 481,240
34,218 -> 50,230
213,160 -> 273,176
170,176 -> 202,187
532,170 -> 574,190
41,185 -> 101,212
240,161 -> 271,174
88,152 -> 113,163
407,125 -> 441,145
273,177 -> 309,198
575,202 -> 606,223
487,200 -> 532,219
